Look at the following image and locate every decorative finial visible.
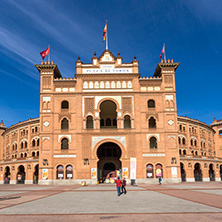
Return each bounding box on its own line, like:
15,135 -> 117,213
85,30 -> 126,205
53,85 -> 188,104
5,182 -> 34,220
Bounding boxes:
134,56 -> 137,60
78,56 -> 80,61
118,52 -> 120,56
94,52 -> 96,56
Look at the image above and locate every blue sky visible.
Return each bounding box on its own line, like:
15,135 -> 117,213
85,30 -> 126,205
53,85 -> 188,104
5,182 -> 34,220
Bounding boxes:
0,0 -> 221,127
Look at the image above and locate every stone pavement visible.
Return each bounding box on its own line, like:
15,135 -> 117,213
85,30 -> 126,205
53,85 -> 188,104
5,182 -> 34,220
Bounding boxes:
0,182 -> 221,221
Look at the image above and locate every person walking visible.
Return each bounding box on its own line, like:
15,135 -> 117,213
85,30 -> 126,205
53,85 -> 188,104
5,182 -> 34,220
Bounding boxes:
122,177 -> 127,194
158,177 -> 162,185
115,176 -> 122,196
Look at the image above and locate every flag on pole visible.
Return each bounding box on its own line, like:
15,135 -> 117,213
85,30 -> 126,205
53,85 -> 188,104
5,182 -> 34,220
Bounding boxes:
103,22 -> 107,42
40,47 -> 50,60
160,45 -> 165,59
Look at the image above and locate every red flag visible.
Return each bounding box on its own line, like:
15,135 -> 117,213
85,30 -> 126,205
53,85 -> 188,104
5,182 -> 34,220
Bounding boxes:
160,46 -> 165,59
40,47 -> 49,60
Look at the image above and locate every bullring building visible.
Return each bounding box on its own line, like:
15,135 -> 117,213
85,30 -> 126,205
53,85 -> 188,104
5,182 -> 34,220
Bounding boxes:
0,50 -> 222,185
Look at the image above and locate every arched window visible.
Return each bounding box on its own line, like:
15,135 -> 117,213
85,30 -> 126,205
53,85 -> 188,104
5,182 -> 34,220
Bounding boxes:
195,151 -> 198,155
179,149 -> 182,155
149,117 -> 156,128
178,137 -> 181,144
37,139 -> 39,146
61,138 -> 69,150
21,142 -> 23,149
24,153 -> 27,157
179,125 -> 182,131
86,116 -> 93,129
21,153 -> 23,158
32,152 -> 35,157
57,165 -> 64,179
25,141 -> 27,148
61,100 -> 69,109
146,164 -> 154,178
61,118 -> 69,129
183,150 -> 186,155
32,140 -> 35,147
37,151 -> 39,156
150,137 -> 157,149
113,119 -> 117,127
194,140 -> 197,146
106,118 -> 111,126
15,144 -> 17,150
182,138 -> 186,145
124,115 -> 131,128
155,164 -> 163,178
66,165 -> 73,179
191,139 -> 193,146
100,119 -> 104,127
148,100 -> 155,108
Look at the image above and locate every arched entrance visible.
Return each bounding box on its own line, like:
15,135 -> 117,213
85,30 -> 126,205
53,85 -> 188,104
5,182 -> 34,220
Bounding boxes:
100,100 -> 117,128
97,142 -> 122,182
33,164 -> 39,184
17,165 -> 25,184
209,164 -> 215,181
180,163 -> 186,182
220,165 -> 222,181
4,166 -> 10,184
194,163 -> 202,182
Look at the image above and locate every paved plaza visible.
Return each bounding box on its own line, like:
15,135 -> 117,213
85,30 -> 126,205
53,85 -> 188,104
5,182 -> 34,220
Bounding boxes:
0,182 -> 222,221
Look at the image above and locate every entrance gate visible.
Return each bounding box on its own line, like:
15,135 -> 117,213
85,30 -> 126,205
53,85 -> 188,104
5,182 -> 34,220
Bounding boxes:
97,142 -> 122,182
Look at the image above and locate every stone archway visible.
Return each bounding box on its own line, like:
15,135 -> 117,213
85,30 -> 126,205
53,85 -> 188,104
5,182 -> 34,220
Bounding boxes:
17,165 -> 25,184
4,166 -> 10,184
100,100 -> 117,128
209,164 -> 215,181
194,163 -> 202,182
180,162 -> 186,182
33,164 -> 39,184
97,142 -> 122,182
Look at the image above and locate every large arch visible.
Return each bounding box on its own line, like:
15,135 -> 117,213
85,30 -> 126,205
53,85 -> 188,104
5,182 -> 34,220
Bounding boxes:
99,100 -> 117,128
4,166 -> 11,184
209,164 -> 215,181
96,142 -> 122,183
194,162 -> 202,182
17,165 -> 25,184
180,162 -> 186,182
33,164 -> 39,184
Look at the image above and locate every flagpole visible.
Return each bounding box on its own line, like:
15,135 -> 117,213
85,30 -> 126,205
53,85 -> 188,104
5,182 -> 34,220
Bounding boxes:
106,20 -> 108,50
48,44 -> 50,62
164,43 -> 166,60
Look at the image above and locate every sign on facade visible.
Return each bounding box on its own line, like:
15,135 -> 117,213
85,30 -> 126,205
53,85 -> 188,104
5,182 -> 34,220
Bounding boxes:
171,167 -> 178,178
42,169 -> 48,180
122,167 -> 128,178
130,158 -> 137,179
91,168 -> 97,179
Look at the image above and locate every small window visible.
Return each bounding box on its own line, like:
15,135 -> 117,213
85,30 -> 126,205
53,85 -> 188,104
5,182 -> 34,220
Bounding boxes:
37,151 -> 39,156
25,141 -> 27,148
61,100 -> 69,109
150,137 -> 157,149
148,100 -> 155,108
194,140 -> 197,147
21,142 -> 23,149
61,138 -> 69,150
113,119 -> 117,127
32,152 -> 35,157
37,139 -> 39,146
24,153 -> 27,157
183,150 -> 186,155
149,117 -> 156,128
124,115 -> 131,128
106,118 -> 111,126
32,140 -> 35,147
100,119 -> 104,127
191,139 -> 193,146
61,118 -> 69,129
179,149 -> 182,155
35,127 -> 38,132
182,138 -> 186,145
178,137 -> 181,144
86,116 -> 93,129
179,125 -> 182,131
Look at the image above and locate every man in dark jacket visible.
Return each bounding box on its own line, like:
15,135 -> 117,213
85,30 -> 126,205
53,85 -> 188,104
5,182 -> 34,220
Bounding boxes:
122,177 -> 127,194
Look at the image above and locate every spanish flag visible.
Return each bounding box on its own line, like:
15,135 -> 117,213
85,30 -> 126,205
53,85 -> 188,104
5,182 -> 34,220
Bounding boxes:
103,22 -> 107,42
